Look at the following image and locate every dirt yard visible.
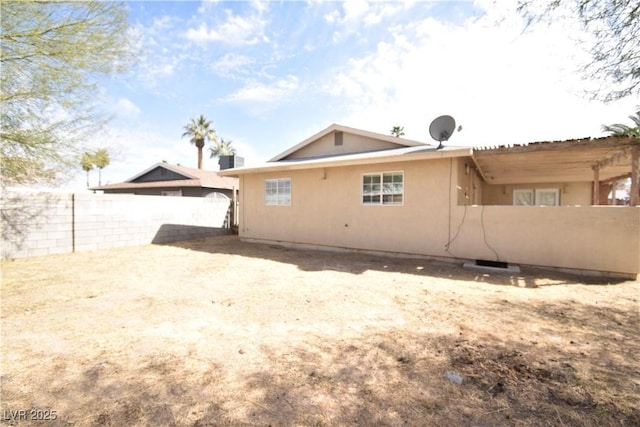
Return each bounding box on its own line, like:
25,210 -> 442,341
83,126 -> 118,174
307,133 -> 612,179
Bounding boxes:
1,236 -> 639,426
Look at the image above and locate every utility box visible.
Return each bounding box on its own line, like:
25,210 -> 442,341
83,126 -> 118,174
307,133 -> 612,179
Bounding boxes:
219,155 -> 244,170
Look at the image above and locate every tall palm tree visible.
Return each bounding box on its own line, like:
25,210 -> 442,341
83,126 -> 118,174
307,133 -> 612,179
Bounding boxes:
602,110 -> 640,137
182,115 -> 217,169
209,137 -> 236,159
93,148 -> 110,186
81,152 -> 94,187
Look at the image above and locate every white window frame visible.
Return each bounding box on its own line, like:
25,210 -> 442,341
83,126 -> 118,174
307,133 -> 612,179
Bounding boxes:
513,189 -> 534,206
265,178 -> 291,206
513,188 -> 560,206
362,171 -> 404,206
535,188 -> 560,206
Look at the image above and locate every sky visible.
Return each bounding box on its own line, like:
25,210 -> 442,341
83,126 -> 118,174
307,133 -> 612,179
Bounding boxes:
67,0 -> 637,190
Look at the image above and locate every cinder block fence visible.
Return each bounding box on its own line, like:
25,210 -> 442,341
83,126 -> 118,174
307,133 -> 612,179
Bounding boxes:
1,192 -> 232,259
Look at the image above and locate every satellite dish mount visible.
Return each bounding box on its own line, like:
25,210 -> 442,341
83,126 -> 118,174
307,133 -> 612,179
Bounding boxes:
429,115 -> 456,149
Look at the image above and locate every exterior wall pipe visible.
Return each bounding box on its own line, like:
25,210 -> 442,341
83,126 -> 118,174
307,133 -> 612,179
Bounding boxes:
631,147 -> 639,206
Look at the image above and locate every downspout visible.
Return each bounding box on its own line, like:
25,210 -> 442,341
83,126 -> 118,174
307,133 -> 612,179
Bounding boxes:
631,147 -> 639,206
592,166 -> 600,205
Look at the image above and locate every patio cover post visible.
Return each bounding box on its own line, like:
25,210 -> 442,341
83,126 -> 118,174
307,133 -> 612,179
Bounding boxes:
631,146 -> 639,206
592,166 -> 600,205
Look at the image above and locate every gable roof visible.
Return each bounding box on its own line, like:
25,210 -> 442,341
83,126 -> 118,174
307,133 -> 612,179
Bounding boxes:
220,145 -> 472,176
92,163 -> 238,191
269,123 -> 430,162
125,162 -> 199,182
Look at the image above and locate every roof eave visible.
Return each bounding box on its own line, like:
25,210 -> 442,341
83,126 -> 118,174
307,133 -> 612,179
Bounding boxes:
124,162 -> 199,182
219,147 -> 472,176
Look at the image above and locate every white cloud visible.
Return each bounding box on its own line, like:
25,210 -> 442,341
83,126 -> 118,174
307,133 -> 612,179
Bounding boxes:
186,6 -> 268,45
197,0 -> 222,15
115,98 -> 141,118
320,2 -> 634,146
152,15 -> 173,30
325,0 -> 414,42
342,0 -> 370,21
145,62 -> 175,83
225,75 -> 299,102
324,10 -> 340,24
211,53 -> 255,78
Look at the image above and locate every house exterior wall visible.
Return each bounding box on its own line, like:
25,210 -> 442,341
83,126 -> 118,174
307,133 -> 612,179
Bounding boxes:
457,158 -> 483,205
239,158 -> 454,255
1,192 -> 232,259
480,181 -> 592,206
237,159 -> 639,278
285,132 -> 406,160
445,205 -> 640,277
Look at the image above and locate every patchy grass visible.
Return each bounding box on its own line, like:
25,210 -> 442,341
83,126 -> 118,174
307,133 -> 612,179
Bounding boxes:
1,235 -> 638,426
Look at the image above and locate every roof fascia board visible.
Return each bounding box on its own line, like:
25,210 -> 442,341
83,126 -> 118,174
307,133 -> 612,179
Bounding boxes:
220,147 -> 472,176
269,124 -> 339,162
269,123 -> 431,162
125,163 -> 198,182
157,163 -> 199,179
474,136 -> 639,156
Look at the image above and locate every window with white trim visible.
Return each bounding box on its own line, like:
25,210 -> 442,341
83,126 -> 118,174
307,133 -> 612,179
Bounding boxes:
513,189 -> 534,206
362,171 -> 403,205
535,188 -> 560,206
265,178 -> 291,206
513,188 -> 559,206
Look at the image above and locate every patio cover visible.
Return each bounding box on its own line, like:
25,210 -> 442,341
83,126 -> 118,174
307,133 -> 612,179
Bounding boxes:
472,136 -> 639,205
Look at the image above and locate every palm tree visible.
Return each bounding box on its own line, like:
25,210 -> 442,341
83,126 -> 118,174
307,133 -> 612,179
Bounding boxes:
390,126 -> 405,137
81,152 -> 94,187
182,115 -> 217,169
602,110 -> 640,137
93,148 -> 110,186
209,137 -> 236,159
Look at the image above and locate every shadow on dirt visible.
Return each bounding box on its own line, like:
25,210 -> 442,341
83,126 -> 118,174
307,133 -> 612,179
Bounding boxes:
2,297 -> 638,426
163,235 -> 631,287
151,224 -> 231,244
234,296 -> 640,426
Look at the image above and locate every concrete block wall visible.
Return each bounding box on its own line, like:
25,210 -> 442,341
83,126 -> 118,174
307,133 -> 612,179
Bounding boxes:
1,192 -> 232,259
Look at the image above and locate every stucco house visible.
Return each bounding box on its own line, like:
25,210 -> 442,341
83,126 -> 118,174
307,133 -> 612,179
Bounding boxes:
219,124 -> 640,279
92,162 -> 238,198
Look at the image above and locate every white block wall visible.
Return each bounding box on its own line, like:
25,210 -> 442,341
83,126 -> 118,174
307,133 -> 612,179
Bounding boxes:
1,192 -> 232,259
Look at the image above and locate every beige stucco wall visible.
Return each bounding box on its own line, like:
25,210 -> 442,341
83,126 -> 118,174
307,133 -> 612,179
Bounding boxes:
238,159 -> 640,277
457,158 -> 483,205
445,205 -> 640,277
239,158 -> 454,256
480,181 -> 592,206
285,132 -> 405,160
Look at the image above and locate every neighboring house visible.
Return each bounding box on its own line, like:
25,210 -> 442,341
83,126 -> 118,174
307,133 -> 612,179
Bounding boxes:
92,162 -> 239,198
219,124 -> 640,279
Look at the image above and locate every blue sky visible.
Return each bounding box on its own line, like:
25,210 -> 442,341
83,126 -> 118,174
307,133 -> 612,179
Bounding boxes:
71,0 -> 637,190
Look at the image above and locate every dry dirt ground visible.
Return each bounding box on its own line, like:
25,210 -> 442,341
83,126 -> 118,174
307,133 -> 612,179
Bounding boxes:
1,235 -> 639,426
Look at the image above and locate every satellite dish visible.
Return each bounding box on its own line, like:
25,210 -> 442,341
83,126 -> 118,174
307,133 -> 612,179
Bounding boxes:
429,115 -> 456,149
